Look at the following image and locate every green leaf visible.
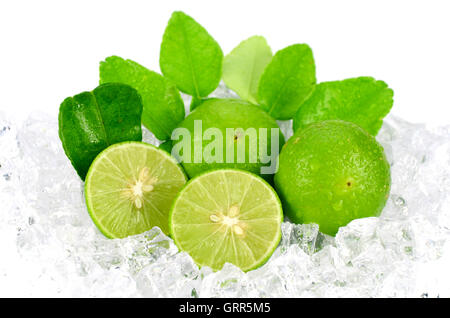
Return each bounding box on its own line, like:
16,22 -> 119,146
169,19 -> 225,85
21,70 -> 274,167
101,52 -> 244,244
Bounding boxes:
257,44 -> 316,120
293,77 -> 394,135
222,36 -> 272,104
159,140 -> 173,154
160,11 -> 223,98
58,83 -> 143,180
189,96 -> 204,111
100,56 -> 185,141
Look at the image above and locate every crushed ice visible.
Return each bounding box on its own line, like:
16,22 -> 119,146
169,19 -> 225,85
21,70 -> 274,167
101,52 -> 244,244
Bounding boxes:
1,85 -> 450,297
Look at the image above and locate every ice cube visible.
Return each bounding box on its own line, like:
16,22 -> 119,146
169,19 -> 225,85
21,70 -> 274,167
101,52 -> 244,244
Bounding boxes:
1,99 -> 450,297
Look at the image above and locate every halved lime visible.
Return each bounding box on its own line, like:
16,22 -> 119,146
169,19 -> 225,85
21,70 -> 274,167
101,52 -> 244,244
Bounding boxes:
170,169 -> 283,272
85,141 -> 187,238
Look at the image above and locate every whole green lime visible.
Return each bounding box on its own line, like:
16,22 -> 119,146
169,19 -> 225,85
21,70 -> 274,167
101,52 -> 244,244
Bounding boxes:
274,120 -> 390,236
172,98 -> 284,180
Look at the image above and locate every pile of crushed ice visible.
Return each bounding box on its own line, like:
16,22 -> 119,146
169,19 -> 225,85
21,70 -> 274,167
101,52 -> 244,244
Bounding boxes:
1,87 -> 450,297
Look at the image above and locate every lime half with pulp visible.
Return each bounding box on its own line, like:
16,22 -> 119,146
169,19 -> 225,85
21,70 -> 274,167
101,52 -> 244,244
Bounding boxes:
170,169 -> 283,272
85,141 -> 187,238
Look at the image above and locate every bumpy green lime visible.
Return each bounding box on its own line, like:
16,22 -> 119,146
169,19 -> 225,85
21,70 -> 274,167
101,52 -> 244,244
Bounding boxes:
85,142 -> 187,238
170,169 -> 283,272
274,120 -> 390,236
172,98 -> 285,181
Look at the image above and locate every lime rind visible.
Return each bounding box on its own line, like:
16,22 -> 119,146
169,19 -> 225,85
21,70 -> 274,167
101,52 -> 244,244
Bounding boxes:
85,141 -> 187,239
275,120 -> 391,236
169,168 -> 283,272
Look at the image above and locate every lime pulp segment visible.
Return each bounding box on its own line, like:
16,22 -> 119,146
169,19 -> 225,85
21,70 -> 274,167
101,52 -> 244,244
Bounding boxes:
85,141 -> 187,238
170,169 -> 283,272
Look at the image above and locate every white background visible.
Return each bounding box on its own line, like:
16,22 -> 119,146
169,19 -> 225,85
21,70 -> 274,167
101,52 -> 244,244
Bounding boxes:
1,0 -> 449,126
